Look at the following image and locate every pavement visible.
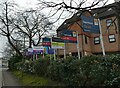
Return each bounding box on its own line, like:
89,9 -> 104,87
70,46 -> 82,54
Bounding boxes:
0,67 -> 22,88
0,67 -> 3,88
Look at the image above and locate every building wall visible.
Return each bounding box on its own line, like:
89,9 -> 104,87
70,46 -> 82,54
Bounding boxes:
57,12 -> 120,56
91,16 -> 119,53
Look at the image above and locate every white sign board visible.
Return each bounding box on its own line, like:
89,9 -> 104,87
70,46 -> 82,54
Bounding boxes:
33,46 -> 44,50
28,48 -> 33,52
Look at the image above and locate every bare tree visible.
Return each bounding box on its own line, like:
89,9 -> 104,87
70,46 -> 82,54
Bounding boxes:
38,0 -> 109,23
3,40 -> 23,58
13,9 -> 53,48
0,1 -> 53,57
0,1 -> 23,56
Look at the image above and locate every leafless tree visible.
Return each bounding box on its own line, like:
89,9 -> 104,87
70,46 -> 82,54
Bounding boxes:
3,40 -> 23,58
13,9 -> 53,48
0,1 -> 23,56
38,0 -> 109,23
0,1 -> 53,57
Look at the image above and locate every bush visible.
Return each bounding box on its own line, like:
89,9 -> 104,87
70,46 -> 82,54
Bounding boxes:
101,54 -> 120,86
47,56 -> 81,86
15,58 -> 50,76
33,58 -> 50,76
8,55 -> 23,70
14,55 -> 120,86
47,55 -> 120,86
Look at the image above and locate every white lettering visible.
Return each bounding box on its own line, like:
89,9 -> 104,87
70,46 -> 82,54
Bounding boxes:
83,21 -> 93,25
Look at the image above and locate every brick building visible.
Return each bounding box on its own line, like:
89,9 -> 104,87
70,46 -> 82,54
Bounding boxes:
56,1 -> 120,57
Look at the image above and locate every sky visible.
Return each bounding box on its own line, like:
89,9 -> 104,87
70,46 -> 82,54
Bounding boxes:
13,0 -> 39,9
0,0 -> 116,57
13,0 -> 115,8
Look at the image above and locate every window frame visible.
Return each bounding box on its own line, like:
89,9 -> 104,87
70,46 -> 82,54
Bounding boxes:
108,34 -> 116,43
94,37 -> 100,45
106,19 -> 113,27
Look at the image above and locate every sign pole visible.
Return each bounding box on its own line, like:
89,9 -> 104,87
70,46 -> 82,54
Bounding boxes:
36,54 -> 38,60
64,42 -> 66,59
54,49 -> 56,60
77,32 -> 80,59
98,18 -> 105,56
50,54 -> 52,60
51,37 -> 56,60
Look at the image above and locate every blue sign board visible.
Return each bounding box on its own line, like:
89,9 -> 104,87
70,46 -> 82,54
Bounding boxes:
52,37 -> 64,42
26,52 -> 33,56
48,48 -> 54,54
60,30 -> 73,37
81,15 -> 100,34
42,37 -> 51,42
33,50 -> 44,54
60,30 -> 77,37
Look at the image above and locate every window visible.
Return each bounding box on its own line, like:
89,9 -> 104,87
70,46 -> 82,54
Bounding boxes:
94,37 -> 100,44
109,34 -> 116,43
106,19 -> 112,27
84,35 -> 88,44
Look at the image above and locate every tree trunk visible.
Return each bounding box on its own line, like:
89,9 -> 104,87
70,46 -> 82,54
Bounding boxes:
29,36 -> 32,48
7,35 -> 23,56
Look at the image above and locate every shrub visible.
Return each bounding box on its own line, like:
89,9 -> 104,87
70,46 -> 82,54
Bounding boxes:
47,56 -> 80,85
14,55 -> 120,86
47,55 -> 120,86
15,58 -> 50,76
33,58 -> 50,76
8,55 -> 23,70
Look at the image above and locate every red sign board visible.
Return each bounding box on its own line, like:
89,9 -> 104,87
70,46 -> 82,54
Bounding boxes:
61,36 -> 77,41
42,42 -> 51,46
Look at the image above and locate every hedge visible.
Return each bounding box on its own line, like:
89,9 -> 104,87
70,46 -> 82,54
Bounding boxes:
13,55 -> 120,86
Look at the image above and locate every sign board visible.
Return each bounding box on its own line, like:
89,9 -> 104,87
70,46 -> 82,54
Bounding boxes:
42,42 -> 51,46
42,37 -> 51,42
25,48 -> 34,56
61,36 -> 77,43
33,46 -> 44,54
60,30 -> 77,37
48,48 -> 54,54
52,42 -> 64,49
42,37 -> 51,46
26,52 -> 33,56
33,46 -> 44,50
81,15 -> 100,34
52,37 -> 64,42
28,48 -> 33,52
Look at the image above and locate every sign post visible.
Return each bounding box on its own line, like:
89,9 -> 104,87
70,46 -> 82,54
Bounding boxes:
77,32 -> 81,59
52,37 -> 65,60
64,43 -> 66,59
98,19 -> 106,56
54,49 -> 56,60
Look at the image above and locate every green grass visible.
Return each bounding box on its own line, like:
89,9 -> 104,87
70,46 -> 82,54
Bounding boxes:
13,70 -> 62,86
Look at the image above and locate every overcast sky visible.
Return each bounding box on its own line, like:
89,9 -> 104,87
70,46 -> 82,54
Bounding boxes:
13,0 -> 115,8
0,0 -> 116,57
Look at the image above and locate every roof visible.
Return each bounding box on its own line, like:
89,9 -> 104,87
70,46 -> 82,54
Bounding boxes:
56,2 -> 120,32
91,2 -> 120,19
57,12 -> 81,31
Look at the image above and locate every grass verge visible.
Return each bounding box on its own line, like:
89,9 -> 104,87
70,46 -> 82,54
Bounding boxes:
12,70 -> 63,86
